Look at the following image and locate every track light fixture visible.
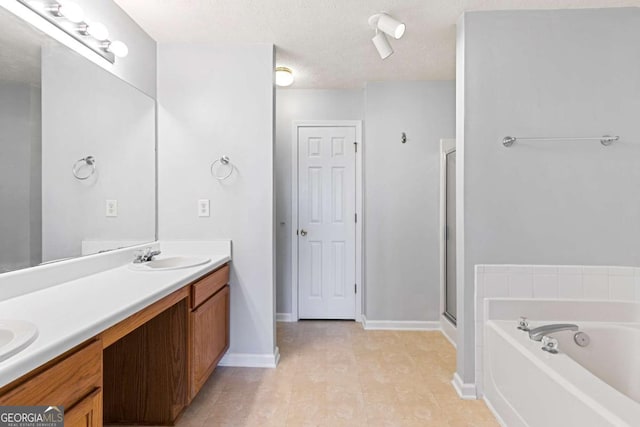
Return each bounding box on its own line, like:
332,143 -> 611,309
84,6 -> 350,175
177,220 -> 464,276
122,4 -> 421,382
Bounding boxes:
368,12 -> 406,59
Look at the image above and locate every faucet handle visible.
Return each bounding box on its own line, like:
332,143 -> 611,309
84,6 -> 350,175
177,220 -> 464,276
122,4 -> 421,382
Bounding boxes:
541,336 -> 559,354
517,317 -> 530,331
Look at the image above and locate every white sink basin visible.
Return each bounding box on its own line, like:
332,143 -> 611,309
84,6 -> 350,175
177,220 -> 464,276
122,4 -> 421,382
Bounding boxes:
0,320 -> 38,363
129,256 -> 211,271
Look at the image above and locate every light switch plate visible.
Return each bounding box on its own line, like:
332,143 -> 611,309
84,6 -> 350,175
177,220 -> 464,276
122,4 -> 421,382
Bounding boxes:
198,199 -> 210,217
106,200 -> 118,217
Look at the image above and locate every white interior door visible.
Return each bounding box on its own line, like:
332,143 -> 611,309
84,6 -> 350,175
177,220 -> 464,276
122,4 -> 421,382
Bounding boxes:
297,126 -> 356,319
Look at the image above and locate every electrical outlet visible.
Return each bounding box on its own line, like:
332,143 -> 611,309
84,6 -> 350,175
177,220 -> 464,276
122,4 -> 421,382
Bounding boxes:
106,200 -> 118,217
198,199 -> 210,217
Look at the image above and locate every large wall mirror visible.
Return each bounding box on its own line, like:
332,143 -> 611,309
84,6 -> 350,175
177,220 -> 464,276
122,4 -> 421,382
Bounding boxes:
0,6 -> 156,274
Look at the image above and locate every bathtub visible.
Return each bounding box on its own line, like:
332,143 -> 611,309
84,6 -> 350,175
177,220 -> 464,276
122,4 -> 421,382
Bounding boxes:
484,320 -> 640,427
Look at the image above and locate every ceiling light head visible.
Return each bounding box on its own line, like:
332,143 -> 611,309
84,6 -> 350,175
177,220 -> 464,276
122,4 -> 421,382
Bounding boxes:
368,12 -> 406,40
275,66 -> 294,87
372,31 -> 393,59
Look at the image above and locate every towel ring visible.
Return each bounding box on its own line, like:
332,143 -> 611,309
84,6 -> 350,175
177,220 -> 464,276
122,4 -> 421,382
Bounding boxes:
72,156 -> 96,180
210,155 -> 233,181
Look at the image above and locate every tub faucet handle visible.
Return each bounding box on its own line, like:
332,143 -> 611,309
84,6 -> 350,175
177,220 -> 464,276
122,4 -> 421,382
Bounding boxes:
541,336 -> 559,354
517,317 -> 530,331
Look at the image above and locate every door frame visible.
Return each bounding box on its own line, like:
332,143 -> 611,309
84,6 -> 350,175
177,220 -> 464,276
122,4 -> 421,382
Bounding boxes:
291,120 -> 363,322
440,139 -> 457,337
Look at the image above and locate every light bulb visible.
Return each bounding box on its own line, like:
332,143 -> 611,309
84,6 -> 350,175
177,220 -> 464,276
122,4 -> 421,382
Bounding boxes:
87,22 -> 109,41
275,67 -> 294,87
59,1 -> 84,23
107,40 -> 128,58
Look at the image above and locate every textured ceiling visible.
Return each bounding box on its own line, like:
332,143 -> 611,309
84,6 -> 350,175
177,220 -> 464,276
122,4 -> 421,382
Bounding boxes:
115,0 -> 640,89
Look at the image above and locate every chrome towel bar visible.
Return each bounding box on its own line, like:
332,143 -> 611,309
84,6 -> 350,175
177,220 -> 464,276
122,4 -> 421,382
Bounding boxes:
502,135 -> 619,147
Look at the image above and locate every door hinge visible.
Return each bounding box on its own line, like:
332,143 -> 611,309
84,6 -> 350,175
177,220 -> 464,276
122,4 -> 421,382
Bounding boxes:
354,142 -> 358,153
354,283 -> 357,293
355,213 -> 357,223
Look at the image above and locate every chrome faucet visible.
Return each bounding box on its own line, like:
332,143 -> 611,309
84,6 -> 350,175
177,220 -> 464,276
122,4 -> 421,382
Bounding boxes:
528,324 -> 579,341
133,248 -> 161,263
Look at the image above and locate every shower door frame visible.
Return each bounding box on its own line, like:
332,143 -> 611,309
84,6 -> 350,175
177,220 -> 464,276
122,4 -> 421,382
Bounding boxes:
440,138 -> 457,332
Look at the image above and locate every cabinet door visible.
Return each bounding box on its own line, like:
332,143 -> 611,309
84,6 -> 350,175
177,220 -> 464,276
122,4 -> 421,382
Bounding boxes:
190,285 -> 229,398
64,389 -> 102,427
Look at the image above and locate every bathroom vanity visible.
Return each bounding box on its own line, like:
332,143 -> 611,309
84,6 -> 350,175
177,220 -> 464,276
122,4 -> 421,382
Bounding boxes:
0,257 -> 231,426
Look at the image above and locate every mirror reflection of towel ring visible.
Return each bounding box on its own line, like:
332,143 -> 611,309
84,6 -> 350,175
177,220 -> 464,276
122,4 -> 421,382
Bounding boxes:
72,156 -> 96,180
210,155 -> 233,181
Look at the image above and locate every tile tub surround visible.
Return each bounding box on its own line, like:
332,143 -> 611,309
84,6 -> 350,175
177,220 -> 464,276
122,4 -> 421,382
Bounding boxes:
123,321 -> 499,427
474,264 -> 640,396
0,240 -> 231,387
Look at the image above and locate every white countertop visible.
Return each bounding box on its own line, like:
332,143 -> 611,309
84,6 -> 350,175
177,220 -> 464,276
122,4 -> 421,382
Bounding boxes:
0,249 -> 230,387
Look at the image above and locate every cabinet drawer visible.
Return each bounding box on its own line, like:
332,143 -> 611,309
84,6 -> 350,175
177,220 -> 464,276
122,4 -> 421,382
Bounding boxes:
64,388 -> 102,427
191,263 -> 229,309
0,339 -> 102,409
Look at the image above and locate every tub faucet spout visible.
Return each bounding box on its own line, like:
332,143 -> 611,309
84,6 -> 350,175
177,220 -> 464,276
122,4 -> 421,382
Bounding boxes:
528,324 -> 578,341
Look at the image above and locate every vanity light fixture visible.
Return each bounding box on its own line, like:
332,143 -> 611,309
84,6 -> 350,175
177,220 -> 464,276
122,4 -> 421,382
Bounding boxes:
275,66 -> 294,87
368,12 -> 406,59
18,0 -> 128,64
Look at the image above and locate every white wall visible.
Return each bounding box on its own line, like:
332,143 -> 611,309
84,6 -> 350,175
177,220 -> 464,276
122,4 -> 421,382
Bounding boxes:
364,81 -> 455,322
457,8 -> 640,387
158,44 -> 276,360
41,47 -> 156,262
0,82 -> 41,272
275,89 -> 364,314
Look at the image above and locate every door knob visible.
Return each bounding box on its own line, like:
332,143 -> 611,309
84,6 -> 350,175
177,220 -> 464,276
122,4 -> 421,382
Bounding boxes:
300,229 -> 307,236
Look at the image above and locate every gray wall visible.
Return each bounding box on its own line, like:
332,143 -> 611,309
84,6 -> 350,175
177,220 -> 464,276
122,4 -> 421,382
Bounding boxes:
0,82 -> 41,272
457,8 -> 640,384
158,44 -> 276,358
275,89 -> 364,314
364,81 -> 455,321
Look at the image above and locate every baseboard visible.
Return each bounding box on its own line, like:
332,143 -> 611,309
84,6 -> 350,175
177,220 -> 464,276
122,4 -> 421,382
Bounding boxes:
361,315 -> 440,331
483,395 -> 508,427
440,315 -> 457,348
276,312 -> 296,322
451,372 -> 478,400
218,347 -> 280,368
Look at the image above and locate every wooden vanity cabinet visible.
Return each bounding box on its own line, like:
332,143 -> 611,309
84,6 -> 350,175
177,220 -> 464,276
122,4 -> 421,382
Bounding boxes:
0,339 -> 102,423
0,262 -> 231,427
189,264 -> 230,400
64,389 -> 103,427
